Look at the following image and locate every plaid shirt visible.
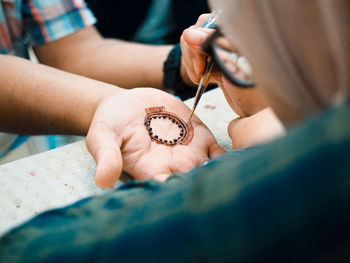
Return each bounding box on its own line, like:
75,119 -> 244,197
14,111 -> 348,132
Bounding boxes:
0,0 -> 96,158
0,0 -> 96,57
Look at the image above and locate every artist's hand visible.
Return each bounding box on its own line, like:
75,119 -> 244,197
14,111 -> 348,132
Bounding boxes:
86,88 -> 225,188
180,14 -> 268,117
180,14 -> 223,86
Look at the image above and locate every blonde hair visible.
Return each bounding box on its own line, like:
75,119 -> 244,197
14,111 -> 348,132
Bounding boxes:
210,0 -> 350,124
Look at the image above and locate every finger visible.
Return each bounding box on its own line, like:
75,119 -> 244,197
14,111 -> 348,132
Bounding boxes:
193,53 -> 207,77
153,173 -> 172,182
95,148 -> 123,188
182,28 -> 219,82
194,13 -> 211,28
180,39 -> 201,83
182,28 -> 209,47
209,142 -> 226,159
181,29 -> 208,80
86,122 -> 123,188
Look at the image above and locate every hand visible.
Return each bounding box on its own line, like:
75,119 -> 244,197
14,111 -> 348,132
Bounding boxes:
180,14 -> 266,117
228,108 -> 285,149
180,14 -> 223,86
86,88 -> 225,188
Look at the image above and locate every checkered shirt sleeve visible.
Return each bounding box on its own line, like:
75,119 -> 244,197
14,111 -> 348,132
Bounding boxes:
23,0 -> 96,46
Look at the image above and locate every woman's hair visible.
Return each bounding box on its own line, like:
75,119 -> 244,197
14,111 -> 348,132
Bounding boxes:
210,0 -> 350,124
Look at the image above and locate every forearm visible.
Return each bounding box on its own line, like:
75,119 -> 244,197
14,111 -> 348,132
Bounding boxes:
34,27 -> 172,89
0,55 -> 118,135
80,39 -> 172,89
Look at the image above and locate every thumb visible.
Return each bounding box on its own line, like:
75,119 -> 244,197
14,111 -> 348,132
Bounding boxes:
94,147 -> 123,188
86,122 -> 123,188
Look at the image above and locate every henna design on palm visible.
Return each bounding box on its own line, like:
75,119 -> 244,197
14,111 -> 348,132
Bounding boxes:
144,106 -> 194,146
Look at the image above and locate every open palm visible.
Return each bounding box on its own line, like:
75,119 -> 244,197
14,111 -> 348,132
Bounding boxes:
87,88 -> 225,188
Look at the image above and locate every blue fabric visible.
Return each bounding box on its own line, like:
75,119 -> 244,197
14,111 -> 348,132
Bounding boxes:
1,100 -> 350,262
9,135 -> 29,150
46,135 -> 57,150
0,134 -> 27,159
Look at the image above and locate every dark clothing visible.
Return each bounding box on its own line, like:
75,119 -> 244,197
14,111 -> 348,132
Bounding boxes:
1,99 -> 350,262
85,0 -> 151,40
85,0 -> 210,44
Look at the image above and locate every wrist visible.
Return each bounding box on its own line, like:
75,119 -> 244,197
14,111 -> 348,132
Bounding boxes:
78,84 -> 121,136
163,44 -> 197,100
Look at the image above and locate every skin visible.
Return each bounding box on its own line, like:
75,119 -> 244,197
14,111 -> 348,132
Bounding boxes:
228,108 -> 285,149
0,55 -> 224,188
33,26 -> 173,90
32,25 -> 195,90
180,14 -> 284,149
0,11 -> 280,187
0,55 -> 113,135
180,14 -> 267,117
87,88 -> 224,188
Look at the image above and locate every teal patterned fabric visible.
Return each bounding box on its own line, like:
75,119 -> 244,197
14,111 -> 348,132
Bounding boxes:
1,100 -> 350,262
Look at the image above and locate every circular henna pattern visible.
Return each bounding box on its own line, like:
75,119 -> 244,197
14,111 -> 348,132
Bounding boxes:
144,106 -> 194,146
